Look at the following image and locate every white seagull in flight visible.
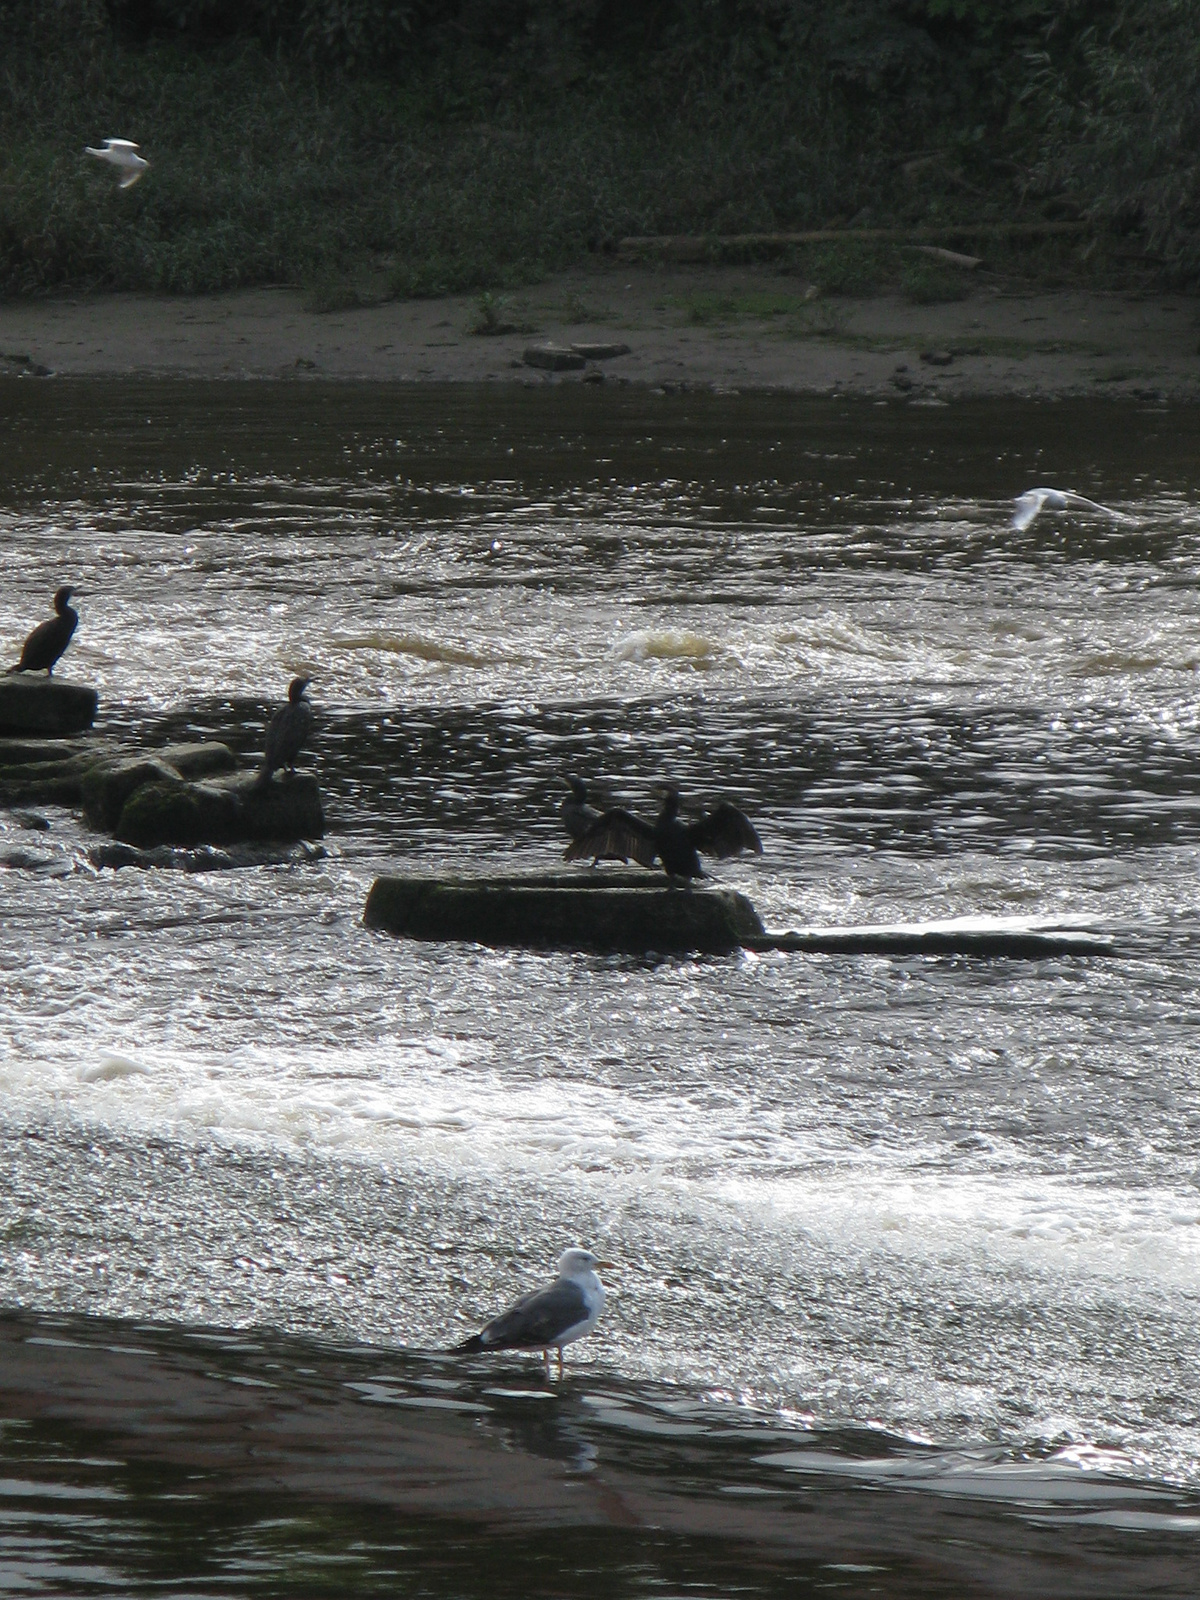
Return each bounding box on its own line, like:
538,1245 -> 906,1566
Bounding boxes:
1011,487 -> 1132,533
85,139 -> 149,189
452,1247 -> 611,1378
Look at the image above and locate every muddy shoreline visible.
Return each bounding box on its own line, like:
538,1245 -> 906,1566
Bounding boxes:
2,262 -> 1198,400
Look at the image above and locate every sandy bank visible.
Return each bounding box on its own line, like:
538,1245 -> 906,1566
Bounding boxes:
1,263 -> 1198,400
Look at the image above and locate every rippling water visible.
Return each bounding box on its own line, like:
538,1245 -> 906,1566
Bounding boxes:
2,383 -> 1200,1594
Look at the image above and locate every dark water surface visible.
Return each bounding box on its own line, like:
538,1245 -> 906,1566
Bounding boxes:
2,383 -> 1200,1594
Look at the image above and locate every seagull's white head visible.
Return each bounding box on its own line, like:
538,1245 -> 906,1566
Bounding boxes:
557,1247 -> 611,1278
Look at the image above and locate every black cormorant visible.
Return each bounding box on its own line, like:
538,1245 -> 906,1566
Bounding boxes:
7,587 -> 78,676
559,775 -> 629,863
255,677 -> 314,787
564,785 -> 762,879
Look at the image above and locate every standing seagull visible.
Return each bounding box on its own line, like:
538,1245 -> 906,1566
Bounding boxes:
1011,487 -> 1132,533
255,677 -> 315,787
7,586 -> 78,676
452,1247 -> 610,1378
84,139 -> 150,189
566,785 -> 762,880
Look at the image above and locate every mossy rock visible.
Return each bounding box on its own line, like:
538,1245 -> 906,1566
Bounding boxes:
363,875 -> 765,953
81,758 -> 181,831
115,777 -> 239,848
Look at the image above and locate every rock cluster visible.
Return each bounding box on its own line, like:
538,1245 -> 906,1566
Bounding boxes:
1,733 -> 323,849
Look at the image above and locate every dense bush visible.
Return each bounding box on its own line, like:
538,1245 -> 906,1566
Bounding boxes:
1035,0 -> 1200,280
2,0 -> 1197,294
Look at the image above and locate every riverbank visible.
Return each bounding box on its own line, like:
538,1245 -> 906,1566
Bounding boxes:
3,264 -> 1196,399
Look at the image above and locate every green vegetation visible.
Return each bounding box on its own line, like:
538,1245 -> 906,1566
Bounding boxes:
0,1 -> 1194,301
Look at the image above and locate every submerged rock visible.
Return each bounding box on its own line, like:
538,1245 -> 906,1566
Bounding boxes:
363,873 -> 765,954
0,678 -> 97,736
89,838 -> 325,873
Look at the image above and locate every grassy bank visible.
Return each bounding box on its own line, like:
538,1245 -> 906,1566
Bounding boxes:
0,2 -> 1192,305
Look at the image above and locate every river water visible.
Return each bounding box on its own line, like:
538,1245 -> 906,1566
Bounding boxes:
2,382 -> 1200,1596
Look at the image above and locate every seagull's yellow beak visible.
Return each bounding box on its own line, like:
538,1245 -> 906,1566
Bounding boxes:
596,1260 -> 615,1269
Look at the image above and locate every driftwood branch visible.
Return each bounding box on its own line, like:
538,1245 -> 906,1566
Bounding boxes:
617,222 -> 1090,260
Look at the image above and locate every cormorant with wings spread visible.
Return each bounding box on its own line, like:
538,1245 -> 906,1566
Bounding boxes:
564,784 -> 762,879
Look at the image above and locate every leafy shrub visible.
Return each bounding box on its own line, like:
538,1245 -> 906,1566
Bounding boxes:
1035,0 -> 1200,281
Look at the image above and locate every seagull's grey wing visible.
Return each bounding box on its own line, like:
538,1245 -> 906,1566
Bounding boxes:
1011,489 -> 1047,531
688,801 -> 763,859
476,1278 -> 590,1349
565,807 -> 658,868
1058,491 -> 1132,522
104,139 -> 140,152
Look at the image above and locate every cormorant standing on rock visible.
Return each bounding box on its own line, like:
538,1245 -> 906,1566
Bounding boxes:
565,785 -> 762,879
7,587 -> 78,676
559,775 -> 628,863
255,677 -> 314,787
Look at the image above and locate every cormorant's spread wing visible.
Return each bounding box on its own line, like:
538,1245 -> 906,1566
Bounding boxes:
560,798 -> 602,841
688,801 -> 763,859
565,807 -> 659,868
477,1279 -> 589,1349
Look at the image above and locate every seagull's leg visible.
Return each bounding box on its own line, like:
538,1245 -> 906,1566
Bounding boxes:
557,1346 -> 564,1380
541,1348 -> 551,1379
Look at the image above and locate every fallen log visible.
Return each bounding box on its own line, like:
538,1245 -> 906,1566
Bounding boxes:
617,222 -> 1090,261
364,875 -> 1113,959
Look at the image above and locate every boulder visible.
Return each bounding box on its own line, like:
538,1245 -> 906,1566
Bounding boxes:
158,742 -> 237,779
0,678 -> 97,736
81,758 -> 183,831
220,773 -> 325,844
363,873 -> 765,954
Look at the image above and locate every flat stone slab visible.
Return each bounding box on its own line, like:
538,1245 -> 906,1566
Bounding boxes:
0,677 -> 97,735
364,874 -> 765,953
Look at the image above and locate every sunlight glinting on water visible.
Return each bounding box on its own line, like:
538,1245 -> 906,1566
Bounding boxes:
4,387 -> 1200,1508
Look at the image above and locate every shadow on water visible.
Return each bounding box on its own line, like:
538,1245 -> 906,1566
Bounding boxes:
123,691 -> 1200,859
3,1310 -> 1199,1600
